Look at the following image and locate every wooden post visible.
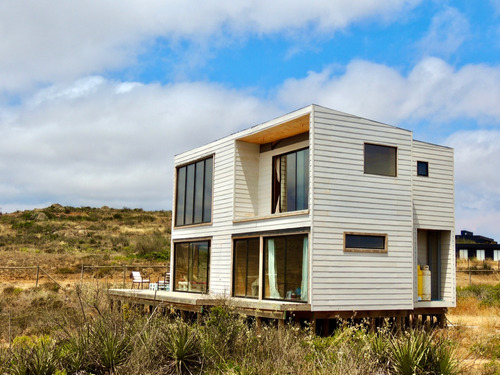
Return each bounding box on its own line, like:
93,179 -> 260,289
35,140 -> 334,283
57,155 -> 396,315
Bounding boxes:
370,318 -> 376,333
396,316 -> 402,334
468,258 -> 471,285
438,314 -> 446,328
278,318 -> 285,332
255,317 -> 262,333
35,265 -> 40,287
80,264 -> 84,283
322,319 -> 330,337
123,266 -> 126,288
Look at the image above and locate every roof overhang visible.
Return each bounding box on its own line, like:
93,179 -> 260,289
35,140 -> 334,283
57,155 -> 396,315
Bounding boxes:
237,114 -> 310,145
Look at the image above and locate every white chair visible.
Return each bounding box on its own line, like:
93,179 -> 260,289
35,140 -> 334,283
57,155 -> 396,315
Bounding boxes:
131,271 -> 149,289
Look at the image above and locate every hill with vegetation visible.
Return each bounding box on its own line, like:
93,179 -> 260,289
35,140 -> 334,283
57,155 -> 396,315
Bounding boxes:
0,204 -> 171,279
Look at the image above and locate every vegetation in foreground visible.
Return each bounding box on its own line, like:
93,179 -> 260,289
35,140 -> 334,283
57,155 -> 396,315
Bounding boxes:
0,294 -> 464,375
4,283 -> 495,375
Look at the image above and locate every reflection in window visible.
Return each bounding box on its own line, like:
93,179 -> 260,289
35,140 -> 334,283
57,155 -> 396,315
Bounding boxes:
174,241 -> 209,293
364,143 -> 397,177
272,148 -> 309,213
344,233 -> 387,253
264,234 -> 308,301
233,238 -> 260,298
417,161 -> 428,176
175,157 -> 213,226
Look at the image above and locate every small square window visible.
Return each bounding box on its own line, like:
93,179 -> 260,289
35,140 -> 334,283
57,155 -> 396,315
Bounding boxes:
417,161 -> 428,176
364,143 -> 397,177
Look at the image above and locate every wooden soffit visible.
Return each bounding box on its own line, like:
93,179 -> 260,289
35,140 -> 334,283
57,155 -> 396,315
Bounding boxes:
237,114 -> 310,144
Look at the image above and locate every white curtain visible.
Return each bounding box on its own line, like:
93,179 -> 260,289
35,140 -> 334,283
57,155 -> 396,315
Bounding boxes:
275,158 -> 281,213
267,239 -> 280,298
301,236 -> 308,301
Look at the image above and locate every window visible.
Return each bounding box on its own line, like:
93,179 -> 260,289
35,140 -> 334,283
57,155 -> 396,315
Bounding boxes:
364,143 -> 397,177
476,249 -> 485,261
417,161 -> 429,176
264,234 -> 308,301
272,148 -> 309,213
459,249 -> 468,260
344,233 -> 387,253
174,240 -> 210,293
175,156 -> 213,226
233,238 -> 260,298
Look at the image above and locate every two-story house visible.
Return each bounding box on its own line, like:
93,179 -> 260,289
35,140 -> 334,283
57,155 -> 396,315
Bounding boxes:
169,104 -> 455,328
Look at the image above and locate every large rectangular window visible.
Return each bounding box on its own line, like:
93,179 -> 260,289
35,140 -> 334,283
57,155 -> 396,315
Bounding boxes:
175,156 -> 213,226
344,233 -> 387,253
233,238 -> 260,298
174,240 -> 210,293
264,234 -> 308,301
364,143 -> 397,177
272,148 -> 309,213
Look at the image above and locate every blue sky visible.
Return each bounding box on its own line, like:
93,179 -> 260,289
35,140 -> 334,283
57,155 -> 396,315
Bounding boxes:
1,0 -> 500,239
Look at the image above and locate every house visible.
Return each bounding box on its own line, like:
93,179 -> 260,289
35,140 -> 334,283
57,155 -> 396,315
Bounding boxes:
168,104 -> 455,328
456,230 -> 500,261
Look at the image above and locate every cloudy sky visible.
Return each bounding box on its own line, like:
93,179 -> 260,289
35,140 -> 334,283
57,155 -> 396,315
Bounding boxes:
1,1 -> 500,239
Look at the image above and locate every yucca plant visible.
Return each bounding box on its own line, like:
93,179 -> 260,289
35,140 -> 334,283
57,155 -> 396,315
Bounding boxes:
389,330 -> 432,375
88,317 -> 132,374
165,322 -> 202,375
9,335 -> 61,375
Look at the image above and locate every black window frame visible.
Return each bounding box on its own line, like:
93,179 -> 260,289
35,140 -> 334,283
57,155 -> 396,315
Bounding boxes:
344,232 -> 388,253
173,240 -> 210,294
263,233 -> 308,302
417,161 -> 429,177
272,147 -> 309,214
364,143 -> 397,177
175,156 -> 213,227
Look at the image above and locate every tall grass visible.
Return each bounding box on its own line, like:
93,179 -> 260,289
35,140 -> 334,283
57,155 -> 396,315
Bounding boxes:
0,286 -> 465,375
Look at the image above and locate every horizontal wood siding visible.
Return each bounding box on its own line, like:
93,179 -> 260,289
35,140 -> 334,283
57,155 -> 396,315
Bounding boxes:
234,141 -> 260,219
172,107 -> 313,296
412,141 -> 454,230
412,141 -> 454,305
311,106 -> 414,311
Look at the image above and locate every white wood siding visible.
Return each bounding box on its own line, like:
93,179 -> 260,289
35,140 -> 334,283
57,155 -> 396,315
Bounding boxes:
172,107 -> 312,296
310,106 -> 414,311
412,141 -> 455,305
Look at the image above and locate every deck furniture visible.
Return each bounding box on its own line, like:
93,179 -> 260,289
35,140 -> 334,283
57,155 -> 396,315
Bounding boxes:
131,271 -> 149,289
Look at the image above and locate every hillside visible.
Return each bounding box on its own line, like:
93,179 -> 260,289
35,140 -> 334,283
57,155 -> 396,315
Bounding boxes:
0,204 -> 171,283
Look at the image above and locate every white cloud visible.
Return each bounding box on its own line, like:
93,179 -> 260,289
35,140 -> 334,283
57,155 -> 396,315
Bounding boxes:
277,57 -> 500,125
416,7 -> 470,58
0,78 -> 278,211
0,0 -> 419,93
446,130 -> 500,240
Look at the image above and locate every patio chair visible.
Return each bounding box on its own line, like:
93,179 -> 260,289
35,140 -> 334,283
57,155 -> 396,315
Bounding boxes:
158,272 -> 171,291
131,271 -> 149,289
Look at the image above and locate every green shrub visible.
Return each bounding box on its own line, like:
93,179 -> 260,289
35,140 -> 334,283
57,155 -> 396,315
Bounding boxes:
10,335 -> 61,375
135,232 -> 170,260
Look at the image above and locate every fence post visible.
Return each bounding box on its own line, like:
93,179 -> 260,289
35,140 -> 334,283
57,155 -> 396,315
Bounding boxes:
123,265 -> 126,288
468,258 -> 471,285
80,264 -> 84,283
36,265 -> 40,287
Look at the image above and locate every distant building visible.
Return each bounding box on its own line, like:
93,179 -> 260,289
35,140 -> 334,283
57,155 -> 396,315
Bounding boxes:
456,230 -> 500,261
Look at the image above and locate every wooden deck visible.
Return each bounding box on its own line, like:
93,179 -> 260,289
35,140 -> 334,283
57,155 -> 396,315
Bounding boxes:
108,288 -> 311,319
107,289 -> 447,334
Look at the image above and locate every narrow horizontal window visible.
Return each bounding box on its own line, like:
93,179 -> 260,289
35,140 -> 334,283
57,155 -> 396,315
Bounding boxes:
364,143 -> 397,177
344,233 -> 387,253
417,161 -> 428,176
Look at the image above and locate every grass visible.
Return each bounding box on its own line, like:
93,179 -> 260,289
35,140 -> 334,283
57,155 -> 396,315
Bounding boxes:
0,284 -> 470,374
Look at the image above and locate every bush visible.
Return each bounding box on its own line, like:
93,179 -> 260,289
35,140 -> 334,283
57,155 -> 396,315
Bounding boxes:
135,232 -> 170,260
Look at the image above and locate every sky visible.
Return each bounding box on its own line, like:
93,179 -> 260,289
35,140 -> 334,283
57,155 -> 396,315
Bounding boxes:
1,0 -> 500,239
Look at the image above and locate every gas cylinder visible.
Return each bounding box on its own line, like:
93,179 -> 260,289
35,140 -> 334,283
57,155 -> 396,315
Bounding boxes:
417,265 -> 423,301
422,265 -> 431,301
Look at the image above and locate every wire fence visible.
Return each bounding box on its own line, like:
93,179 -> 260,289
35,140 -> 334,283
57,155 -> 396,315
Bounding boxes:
0,264 -> 169,290
455,258 -> 500,286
